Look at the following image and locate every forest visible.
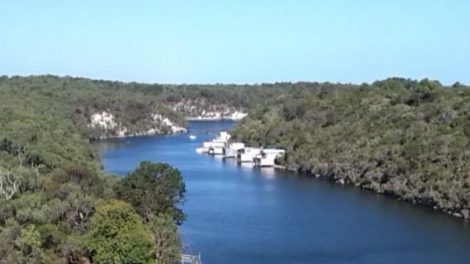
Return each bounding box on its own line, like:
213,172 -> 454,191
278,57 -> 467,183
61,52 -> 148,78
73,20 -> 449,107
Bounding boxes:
0,76 -> 190,263
0,75 -> 302,263
232,78 -> 470,219
1,75 -> 469,263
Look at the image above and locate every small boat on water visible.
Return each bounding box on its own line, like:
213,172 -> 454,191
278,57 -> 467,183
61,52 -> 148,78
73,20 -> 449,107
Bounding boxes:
189,135 -> 197,140
196,147 -> 209,153
208,146 -> 224,155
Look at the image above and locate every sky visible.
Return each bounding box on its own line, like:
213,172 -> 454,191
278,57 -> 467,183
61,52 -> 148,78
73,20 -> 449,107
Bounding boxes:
1,0 -> 469,84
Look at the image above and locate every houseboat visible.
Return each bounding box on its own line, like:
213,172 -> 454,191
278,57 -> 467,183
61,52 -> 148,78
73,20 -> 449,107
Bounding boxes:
253,149 -> 285,167
196,131 -> 286,168
199,131 -> 231,155
208,146 -> 224,155
223,142 -> 245,159
196,147 -> 209,153
203,141 -> 226,148
237,147 -> 262,163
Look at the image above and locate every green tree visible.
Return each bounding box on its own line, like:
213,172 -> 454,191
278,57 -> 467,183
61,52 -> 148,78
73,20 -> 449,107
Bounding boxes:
16,225 -> 41,257
86,200 -> 153,264
115,161 -> 186,223
152,213 -> 181,264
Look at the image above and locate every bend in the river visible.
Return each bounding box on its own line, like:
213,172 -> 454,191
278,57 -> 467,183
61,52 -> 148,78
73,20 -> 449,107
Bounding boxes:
95,121 -> 470,264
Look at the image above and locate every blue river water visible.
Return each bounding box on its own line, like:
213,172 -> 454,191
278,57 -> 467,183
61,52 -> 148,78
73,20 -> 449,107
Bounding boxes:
95,121 -> 470,264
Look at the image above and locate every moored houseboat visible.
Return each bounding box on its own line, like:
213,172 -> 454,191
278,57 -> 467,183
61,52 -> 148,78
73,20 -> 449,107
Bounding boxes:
253,149 -> 285,167
237,147 -> 262,163
223,142 -> 245,159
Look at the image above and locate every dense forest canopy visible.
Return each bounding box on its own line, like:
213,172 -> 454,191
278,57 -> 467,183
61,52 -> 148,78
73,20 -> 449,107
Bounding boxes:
0,76 -> 192,263
1,75 -> 469,263
0,75 -> 359,140
232,78 -> 470,219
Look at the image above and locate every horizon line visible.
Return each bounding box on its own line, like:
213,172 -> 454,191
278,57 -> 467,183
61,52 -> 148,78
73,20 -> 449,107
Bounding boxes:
1,73 -> 468,87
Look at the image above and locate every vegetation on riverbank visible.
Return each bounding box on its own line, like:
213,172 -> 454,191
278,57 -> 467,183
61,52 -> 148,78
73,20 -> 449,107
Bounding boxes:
0,74 -> 348,262
232,78 -> 470,219
0,75 -> 259,139
1,75 -> 343,137
0,75 -> 186,263
1,74 -> 469,262
0,152 -> 184,263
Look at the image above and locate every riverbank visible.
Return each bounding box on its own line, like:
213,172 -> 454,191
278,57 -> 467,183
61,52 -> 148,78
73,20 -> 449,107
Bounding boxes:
97,120 -> 470,264
277,165 -> 470,220
232,78 -> 470,221
186,111 -> 248,121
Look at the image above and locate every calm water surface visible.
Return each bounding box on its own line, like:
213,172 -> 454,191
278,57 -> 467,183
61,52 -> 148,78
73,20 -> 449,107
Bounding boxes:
95,121 -> 470,264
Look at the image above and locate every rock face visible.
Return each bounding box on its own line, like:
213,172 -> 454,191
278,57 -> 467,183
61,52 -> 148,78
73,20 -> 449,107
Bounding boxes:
151,114 -> 186,133
170,99 -> 248,120
187,111 -> 248,121
88,111 -> 187,139
90,112 -> 118,131
86,102 -> 247,139
84,97 -> 249,139
461,209 -> 469,219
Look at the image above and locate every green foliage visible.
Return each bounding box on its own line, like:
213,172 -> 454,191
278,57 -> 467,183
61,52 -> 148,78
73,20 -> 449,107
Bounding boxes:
112,162 -> 185,264
0,76 -> 195,263
152,213 -> 181,264
86,200 -> 153,264
15,224 -> 42,260
115,161 -> 186,224
1,74 -> 469,262
233,78 -> 470,217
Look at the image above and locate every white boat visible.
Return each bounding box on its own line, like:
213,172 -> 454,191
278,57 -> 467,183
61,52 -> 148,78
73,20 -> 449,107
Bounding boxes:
218,131 -> 231,141
203,141 -> 226,148
197,131 -> 235,156
196,147 -> 209,153
237,147 -> 262,163
208,146 -> 224,155
253,149 -> 285,167
223,142 -> 245,158
189,135 -> 197,140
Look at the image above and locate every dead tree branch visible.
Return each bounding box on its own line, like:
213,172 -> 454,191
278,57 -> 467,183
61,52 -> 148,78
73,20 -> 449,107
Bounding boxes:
0,168 -> 20,200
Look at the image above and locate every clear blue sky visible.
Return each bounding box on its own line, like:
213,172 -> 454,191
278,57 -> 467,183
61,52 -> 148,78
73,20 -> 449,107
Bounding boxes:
1,0 -> 469,84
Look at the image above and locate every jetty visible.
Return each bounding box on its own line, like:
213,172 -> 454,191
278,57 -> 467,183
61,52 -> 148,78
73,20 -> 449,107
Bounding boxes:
180,253 -> 202,264
196,131 -> 285,168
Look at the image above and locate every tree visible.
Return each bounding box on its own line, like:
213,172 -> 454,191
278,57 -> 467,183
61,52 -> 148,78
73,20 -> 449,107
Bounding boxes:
115,161 -> 186,223
152,214 -> 181,264
86,200 -> 153,264
15,224 -> 42,261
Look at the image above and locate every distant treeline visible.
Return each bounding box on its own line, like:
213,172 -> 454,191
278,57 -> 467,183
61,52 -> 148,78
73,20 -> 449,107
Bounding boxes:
232,78 -> 470,219
0,75 -> 358,139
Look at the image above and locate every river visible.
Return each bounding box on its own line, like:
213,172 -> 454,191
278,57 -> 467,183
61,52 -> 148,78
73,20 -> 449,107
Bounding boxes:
95,121 -> 470,264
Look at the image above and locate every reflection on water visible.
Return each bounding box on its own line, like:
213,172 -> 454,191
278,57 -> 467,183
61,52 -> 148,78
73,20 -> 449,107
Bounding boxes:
212,155 -> 224,160
238,162 -> 254,170
259,167 -> 276,179
97,121 -> 470,264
